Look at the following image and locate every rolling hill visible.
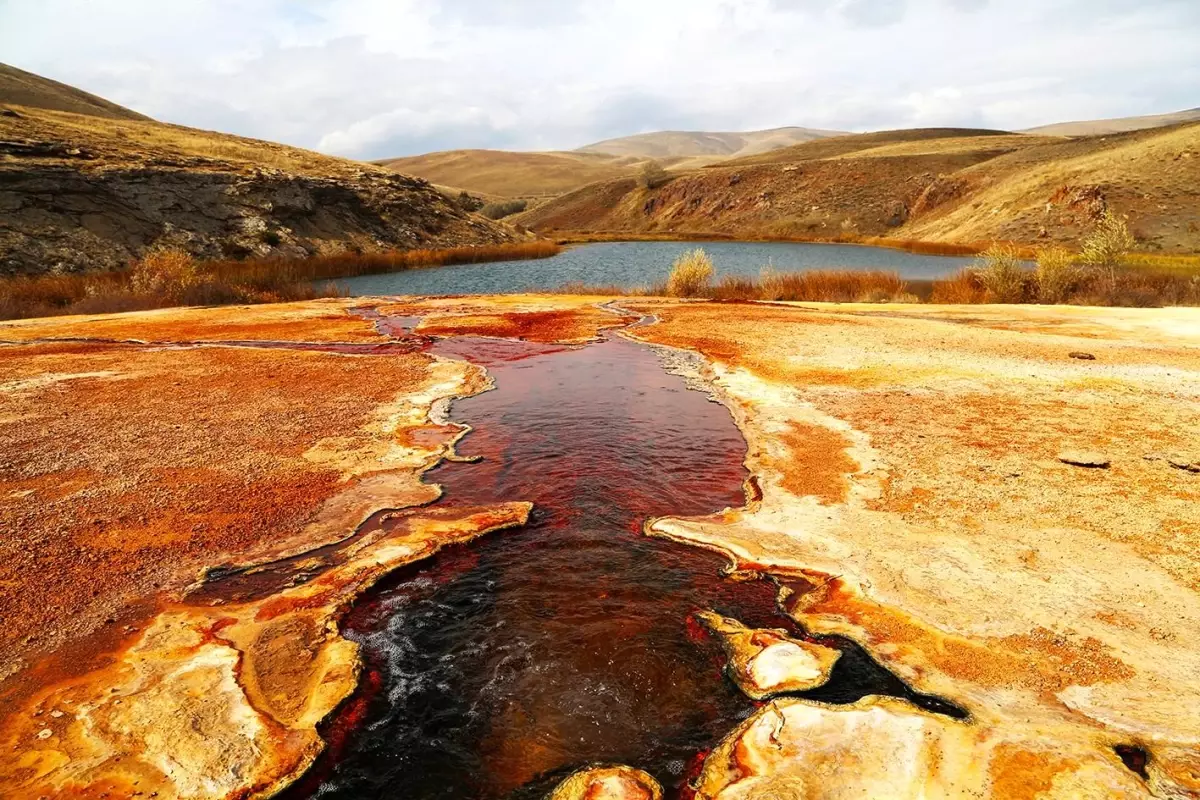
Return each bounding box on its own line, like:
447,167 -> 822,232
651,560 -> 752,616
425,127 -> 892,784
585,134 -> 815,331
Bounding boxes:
575,126 -> 846,159
375,149 -> 645,200
0,62 -> 150,121
377,127 -> 849,200
1022,108 -> 1200,137
517,124 -> 1200,253
0,71 -> 518,276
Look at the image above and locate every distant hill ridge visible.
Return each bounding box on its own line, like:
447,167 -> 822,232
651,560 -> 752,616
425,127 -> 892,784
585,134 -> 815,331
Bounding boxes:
1022,108 -> 1200,137
575,126 -> 847,159
0,62 -> 150,121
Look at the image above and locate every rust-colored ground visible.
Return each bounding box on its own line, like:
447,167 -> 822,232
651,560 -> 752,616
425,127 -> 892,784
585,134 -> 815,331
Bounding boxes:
0,340 -> 438,683
379,294 -> 635,343
0,299 -> 387,344
3,296 -> 1200,799
629,298 -> 1200,797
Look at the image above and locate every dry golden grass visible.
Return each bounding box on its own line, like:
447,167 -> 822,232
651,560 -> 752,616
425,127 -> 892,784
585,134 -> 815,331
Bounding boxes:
0,242 -> 561,321
1034,246 -> 1082,304
666,249 -> 715,297
932,263 -> 1200,307
975,243 -> 1032,303
712,269 -> 911,302
550,265 -> 910,304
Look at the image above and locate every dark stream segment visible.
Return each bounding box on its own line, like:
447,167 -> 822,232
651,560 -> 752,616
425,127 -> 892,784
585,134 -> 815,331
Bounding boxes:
288,326 -> 962,800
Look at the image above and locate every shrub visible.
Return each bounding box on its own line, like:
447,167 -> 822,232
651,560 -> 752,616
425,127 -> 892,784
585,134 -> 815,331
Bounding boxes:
457,190 -> 484,212
666,248 -> 714,297
1035,246 -> 1080,304
975,243 -> 1030,303
638,160 -> 671,190
1081,211 -> 1135,288
129,247 -> 203,301
479,199 -> 527,220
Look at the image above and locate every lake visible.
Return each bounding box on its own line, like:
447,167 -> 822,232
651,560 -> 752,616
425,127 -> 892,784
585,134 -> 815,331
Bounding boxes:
334,241 -> 975,296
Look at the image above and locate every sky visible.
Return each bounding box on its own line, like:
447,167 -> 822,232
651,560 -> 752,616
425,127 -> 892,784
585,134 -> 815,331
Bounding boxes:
1,0 -> 1197,159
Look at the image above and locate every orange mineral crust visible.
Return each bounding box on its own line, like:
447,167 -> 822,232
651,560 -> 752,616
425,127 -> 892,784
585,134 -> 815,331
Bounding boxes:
0,299 -> 388,344
628,298 -> 1200,797
379,294 -> 636,343
0,503 -> 531,800
3,295 -> 1200,800
0,308 -> 487,687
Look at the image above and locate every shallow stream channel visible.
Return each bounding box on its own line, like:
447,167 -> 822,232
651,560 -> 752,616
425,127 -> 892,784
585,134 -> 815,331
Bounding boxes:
276,311 -> 959,799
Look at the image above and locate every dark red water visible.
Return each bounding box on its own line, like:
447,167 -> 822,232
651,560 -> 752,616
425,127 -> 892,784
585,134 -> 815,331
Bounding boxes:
289,323 -> 960,800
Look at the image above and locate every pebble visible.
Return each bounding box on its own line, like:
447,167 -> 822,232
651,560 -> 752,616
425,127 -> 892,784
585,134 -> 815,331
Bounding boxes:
36,728 -> 52,740
1058,451 -> 1110,468
1168,454 -> 1200,473
1069,352 -> 1096,360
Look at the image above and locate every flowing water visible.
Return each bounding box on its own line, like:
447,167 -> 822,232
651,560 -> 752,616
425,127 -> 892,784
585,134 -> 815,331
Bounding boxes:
334,240 -> 974,296
286,318 -> 959,800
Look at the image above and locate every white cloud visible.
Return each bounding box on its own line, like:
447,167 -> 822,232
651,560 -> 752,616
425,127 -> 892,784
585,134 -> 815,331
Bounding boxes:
1,0 -> 1196,158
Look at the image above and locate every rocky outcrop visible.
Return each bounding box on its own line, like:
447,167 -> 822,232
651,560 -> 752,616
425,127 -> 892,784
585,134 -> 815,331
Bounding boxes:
0,100 -> 521,276
0,163 -> 517,275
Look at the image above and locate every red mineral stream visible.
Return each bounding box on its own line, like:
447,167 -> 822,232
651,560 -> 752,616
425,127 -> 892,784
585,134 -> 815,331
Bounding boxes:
280,317 -> 959,800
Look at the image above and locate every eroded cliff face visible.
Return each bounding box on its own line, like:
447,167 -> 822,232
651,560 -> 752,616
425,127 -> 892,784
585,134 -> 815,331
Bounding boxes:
0,106 -> 518,275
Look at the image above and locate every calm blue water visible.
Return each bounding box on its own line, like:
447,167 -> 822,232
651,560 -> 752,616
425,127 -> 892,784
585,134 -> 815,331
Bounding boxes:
334,241 -> 973,296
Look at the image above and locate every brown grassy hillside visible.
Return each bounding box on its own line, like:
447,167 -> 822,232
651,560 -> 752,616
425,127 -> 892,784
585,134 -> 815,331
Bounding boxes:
0,62 -> 149,121
1023,108 -> 1200,137
377,148 -> 644,199
378,127 -> 849,200
0,104 -> 518,275
518,124 -> 1200,253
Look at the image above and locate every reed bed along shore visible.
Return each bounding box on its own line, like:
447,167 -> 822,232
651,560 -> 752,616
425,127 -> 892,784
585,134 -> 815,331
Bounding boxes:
0,241 -> 561,320
554,245 -> 1200,307
553,231 -> 1200,272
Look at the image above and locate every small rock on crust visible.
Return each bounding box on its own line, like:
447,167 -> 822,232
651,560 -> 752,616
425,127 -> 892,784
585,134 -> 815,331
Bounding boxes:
1058,451 -> 1110,468
1069,352 -> 1097,360
549,766 -> 662,800
697,610 -> 840,700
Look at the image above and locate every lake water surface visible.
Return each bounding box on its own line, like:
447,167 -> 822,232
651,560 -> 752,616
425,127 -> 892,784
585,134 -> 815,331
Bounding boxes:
336,240 -> 973,296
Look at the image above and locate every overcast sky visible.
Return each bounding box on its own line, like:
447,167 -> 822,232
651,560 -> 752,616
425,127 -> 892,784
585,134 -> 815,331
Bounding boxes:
2,0 -> 1197,159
